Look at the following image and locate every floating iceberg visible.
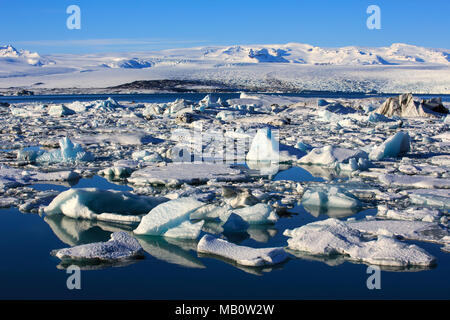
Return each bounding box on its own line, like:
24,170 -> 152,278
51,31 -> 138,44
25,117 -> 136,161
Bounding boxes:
53,231 -> 143,262
98,166 -> 132,179
34,137 -> 94,163
284,218 -> 436,267
134,197 -> 205,239
227,203 -> 278,225
301,185 -> 362,209
197,234 -> 288,267
44,188 -> 167,224
246,128 -> 280,162
131,150 -> 162,162
369,131 -> 411,160
298,146 -> 369,171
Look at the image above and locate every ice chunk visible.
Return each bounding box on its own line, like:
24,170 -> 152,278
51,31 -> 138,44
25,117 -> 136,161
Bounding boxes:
375,93 -> 448,118
48,104 -> 75,117
53,231 -> 143,261
197,234 -> 288,266
284,218 -> 435,267
377,206 -> 442,222
367,112 -> 395,123
246,128 -> 280,162
98,166 -> 132,179
131,150 -> 162,162
133,197 -> 205,239
36,137 -> 94,163
226,203 -> 278,225
404,189 -> 450,208
128,163 -> 247,187
298,145 -> 368,171
369,131 -> 411,160
348,219 -> 449,245
378,174 -> 450,189
222,186 -> 259,208
301,185 -> 362,209
44,188 -> 167,224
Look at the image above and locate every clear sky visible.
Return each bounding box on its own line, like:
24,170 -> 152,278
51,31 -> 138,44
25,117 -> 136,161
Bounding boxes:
0,0 -> 449,54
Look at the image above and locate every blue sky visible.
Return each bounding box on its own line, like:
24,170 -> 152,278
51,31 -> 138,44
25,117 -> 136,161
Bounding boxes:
0,0 -> 449,54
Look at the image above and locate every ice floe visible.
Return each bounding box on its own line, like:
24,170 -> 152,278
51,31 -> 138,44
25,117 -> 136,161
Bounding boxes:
197,234 -> 288,267
369,131 -> 411,161
284,218 -> 436,267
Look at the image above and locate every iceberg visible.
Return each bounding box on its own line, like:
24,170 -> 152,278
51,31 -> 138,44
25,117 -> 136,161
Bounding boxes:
133,197 -> 205,239
48,105 -> 75,117
403,189 -> 450,208
298,146 -> 368,171
376,206 -> 442,222
53,231 -> 143,262
369,131 -> 411,160
226,203 -> 278,225
284,218 -> 436,267
301,185 -> 362,209
35,137 -> 94,163
197,234 -> 288,267
44,188 -> 167,224
375,93 -> 448,118
98,166 -> 132,179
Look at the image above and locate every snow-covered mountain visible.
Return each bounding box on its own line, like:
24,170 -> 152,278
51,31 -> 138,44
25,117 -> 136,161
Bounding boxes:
0,43 -> 449,93
0,45 -> 53,66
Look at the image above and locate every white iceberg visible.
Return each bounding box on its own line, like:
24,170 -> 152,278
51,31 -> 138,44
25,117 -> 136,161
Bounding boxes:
133,197 -> 205,239
301,185 -> 362,209
403,189 -> 450,208
48,104 -> 75,117
298,146 -> 369,171
376,206 -> 442,222
369,131 -> 411,160
284,218 -> 436,267
226,203 -> 278,225
44,188 -> 167,224
53,231 -> 143,261
197,234 -> 288,267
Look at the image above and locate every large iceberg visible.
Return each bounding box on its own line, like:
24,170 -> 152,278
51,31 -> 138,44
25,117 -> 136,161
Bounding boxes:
369,131 -> 411,161
133,197 -> 205,239
53,231 -> 143,262
284,219 -> 436,267
44,188 -> 167,224
375,93 -> 448,118
197,234 -> 288,267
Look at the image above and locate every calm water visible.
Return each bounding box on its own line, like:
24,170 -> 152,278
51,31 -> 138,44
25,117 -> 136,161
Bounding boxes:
0,92 -> 449,299
0,171 -> 449,299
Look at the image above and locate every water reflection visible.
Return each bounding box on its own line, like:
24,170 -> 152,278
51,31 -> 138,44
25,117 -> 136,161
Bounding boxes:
286,249 -> 436,272
302,204 -> 362,219
137,236 -> 205,269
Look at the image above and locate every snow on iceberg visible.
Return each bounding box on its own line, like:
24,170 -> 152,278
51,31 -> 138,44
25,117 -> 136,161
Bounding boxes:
53,231 -> 143,262
133,197 -> 206,239
197,234 -> 288,267
298,145 -> 369,171
369,131 -> 411,160
301,185 -> 362,209
284,218 -> 436,267
44,188 -> 167,224
33,137 -> 94,163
